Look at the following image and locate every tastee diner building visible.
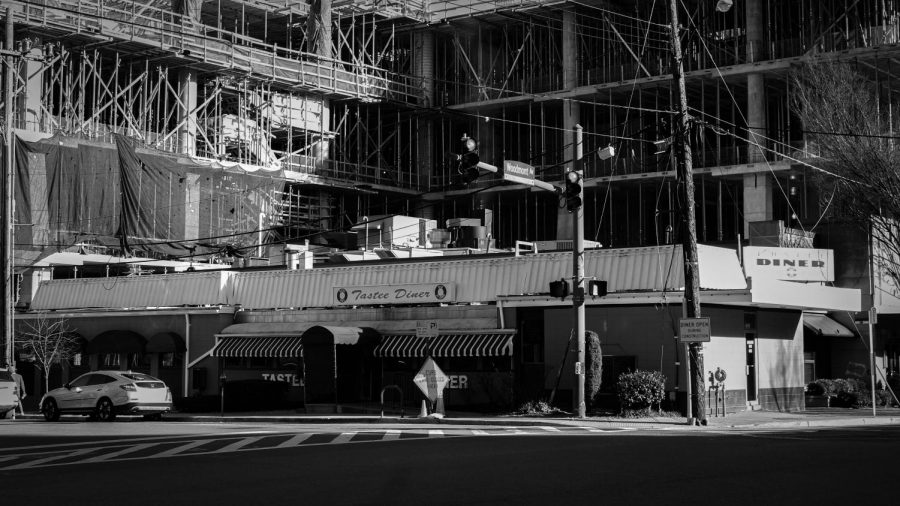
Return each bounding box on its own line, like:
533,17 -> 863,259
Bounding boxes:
16,244 -> 860,414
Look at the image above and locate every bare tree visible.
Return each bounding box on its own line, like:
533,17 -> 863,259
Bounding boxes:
16,314 -> 80,394
791,61 -> 900,289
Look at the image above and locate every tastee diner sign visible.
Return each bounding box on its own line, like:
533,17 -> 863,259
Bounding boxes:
333,283 -> 455,306
742,246 -> 834,282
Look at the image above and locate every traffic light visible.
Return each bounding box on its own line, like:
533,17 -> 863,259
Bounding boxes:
456,133 -> 480,184
549,278 -> 569,299
564,169 -> 582,212
588,279 -> 607,298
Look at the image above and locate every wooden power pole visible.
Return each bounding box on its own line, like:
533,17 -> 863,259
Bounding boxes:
668,0 -> 707,425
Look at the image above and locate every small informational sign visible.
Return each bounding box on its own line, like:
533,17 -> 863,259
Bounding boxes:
413,357 -> 449,402
502,160 -> 536,186
574,362 -> 583,375
416,320 -> 439,338
679,317 -> 711,343
869,307 -> 878,325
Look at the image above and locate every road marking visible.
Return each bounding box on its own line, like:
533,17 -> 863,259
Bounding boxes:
382,429 -> 401,441
329,432 -> 355,444
538,426 -> 561,432
153,439 -> 210,458
471,429 -> 490,435
4,448 -> 94,470
0,455 -> 18,463
428,429 -> 444,438
80,443 -> 158,463
211,436 -> 265,453
276,433 -> 313,448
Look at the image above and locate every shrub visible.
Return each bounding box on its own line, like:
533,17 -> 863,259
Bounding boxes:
616,370 -> 666,412
515,400 -> 564,416
585,331 -> 602,411
806,379 -> 835,397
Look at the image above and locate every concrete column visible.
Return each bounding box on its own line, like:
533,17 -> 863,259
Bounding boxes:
743,173 -> 773,237
413,31 -> 435,191
746,0 -> 766,163
562,10 -> 577,90
177,70 -> 197,156
19,44 -> 43,132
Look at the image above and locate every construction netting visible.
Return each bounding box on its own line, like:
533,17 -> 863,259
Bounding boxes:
11,134 -> 283,262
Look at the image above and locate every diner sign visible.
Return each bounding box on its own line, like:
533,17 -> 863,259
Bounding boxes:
333,282 -> 455,306
743,246 -> 834,282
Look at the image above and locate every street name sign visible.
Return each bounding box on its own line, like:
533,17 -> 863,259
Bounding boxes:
679,317 -> 711,343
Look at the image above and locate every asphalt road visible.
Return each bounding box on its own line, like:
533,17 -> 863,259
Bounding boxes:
1,422 -> 897,506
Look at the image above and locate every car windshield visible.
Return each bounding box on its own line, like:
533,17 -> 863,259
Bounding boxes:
120,373 -> 159,381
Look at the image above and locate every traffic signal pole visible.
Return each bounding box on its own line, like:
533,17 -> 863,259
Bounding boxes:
573,125 -> 586,419
669,0 -> 707,425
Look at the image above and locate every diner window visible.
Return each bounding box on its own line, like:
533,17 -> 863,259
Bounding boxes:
129,353 -> 151,369
161,353 -> 175,368
102,353 -> 120,367
71,353 -> 82,367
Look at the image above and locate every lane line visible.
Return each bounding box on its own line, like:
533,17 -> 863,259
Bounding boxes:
428,429 -> 444,438
3,448 -> 94,470
210,436 -> 265,453
152,440 -> 210,458
382,429 -> 401,441
276,433 -> 313,448
80,443 -> 158,463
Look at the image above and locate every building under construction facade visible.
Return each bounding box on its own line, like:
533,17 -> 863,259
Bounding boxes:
2,0 -> 897,263
4,1 -> 900,410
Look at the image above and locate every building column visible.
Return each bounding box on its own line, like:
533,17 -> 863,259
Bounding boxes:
19,42 -> 43,132
558,10 -> 579,240
746,0 -> 766,163
177,70 -> 197,156
743,173 -> 773,237
413,31 -> 435,193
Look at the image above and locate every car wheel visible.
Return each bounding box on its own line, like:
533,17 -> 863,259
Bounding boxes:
95,398 -> 116,422
0,408 -> 10,419
142,413 -> 163,421
42,399 -> 60,422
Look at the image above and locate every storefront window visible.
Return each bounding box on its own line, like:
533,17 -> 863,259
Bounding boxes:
129,353 -> 151,369
102,353 -> 120,367
161,353 -> 175,368
223,357 -> 276,369
71,353 -> 82,367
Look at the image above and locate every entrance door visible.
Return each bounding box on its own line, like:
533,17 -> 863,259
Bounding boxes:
746,338 -> 757,402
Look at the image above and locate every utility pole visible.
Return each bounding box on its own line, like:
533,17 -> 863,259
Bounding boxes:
668,0 -> 706,425
573,124 -> 586,419
2,7 -> 13,368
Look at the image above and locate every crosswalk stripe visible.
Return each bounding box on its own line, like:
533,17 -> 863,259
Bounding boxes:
0,455 -> 18,463
80,443 -> 158,463
428,429 -> 444,438
276,433 -> 313,448
4,448 -> 94,470
210,436 -> 264,453
329,433 -> 355,444
539,426 -> 561,432
471,429 -> 490,435
382,429 -> 401,441
153,439 -> 209,458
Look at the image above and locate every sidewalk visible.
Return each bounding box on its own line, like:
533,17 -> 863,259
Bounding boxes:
14,407 -> 900,430
158,406 -> 900,429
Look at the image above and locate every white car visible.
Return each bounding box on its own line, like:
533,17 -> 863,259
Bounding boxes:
0,369 -> 19,419
40,370 -> 172,422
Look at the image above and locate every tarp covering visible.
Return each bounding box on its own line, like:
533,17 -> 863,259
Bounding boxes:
11,134 -> 284,262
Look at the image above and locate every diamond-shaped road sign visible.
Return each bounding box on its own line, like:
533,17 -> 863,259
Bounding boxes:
413,357 -> 449,402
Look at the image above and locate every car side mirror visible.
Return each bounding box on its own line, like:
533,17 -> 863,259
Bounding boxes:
64,383 -> 71,389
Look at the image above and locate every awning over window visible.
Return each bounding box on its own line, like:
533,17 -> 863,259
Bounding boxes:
211,336 -> 303,358
374,330 -> 516,358
146,332 -> 186,353
86,330 -> 146,354
803,313 -> 855,338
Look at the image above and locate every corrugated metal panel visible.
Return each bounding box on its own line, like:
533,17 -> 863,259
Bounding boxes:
31,271 -> 233,310
29,245 -> 746,311
232,245 -> 745,309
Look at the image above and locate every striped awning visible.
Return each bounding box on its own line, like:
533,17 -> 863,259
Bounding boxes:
374,330 -> 516,358
210,336 -> 303,358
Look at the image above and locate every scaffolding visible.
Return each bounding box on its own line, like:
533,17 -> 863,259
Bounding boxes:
5,1 -> 900,260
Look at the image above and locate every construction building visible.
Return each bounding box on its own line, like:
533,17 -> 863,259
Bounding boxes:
2,1 -> 897,412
